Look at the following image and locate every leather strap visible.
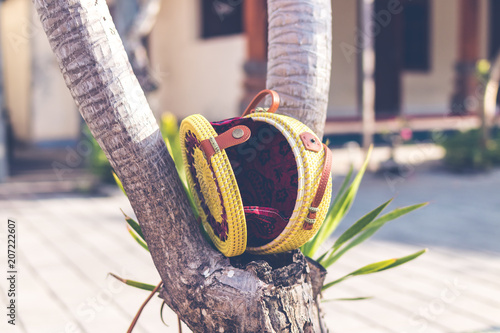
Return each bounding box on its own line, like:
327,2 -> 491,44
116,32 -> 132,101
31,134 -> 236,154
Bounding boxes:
200,125 -> 251,160
242,89 -> 280,116
303,144 -> 333,230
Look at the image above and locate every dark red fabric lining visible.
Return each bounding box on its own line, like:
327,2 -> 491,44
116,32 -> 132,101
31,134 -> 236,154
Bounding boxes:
211,118 -> 298,247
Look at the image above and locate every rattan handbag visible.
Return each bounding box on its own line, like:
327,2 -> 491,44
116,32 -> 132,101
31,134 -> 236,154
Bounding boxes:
179,90 -> 332,257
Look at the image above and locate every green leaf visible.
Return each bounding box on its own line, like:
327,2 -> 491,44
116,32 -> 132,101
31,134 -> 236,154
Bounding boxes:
127,226 -> 149,251
315,247 -> 331,263
322,296 -> 373,302
350,259 -> 397,275
305,146 -> 373,257
329,165 -> 354,211
366,203 -> 428,232
322,249 -> 427,291
322,258 -> 396,290
320,203 -> 428,267
160,113 -> 187,187
108,273 -> 157,292
160,301 -> 170,327
121,209 -> 145,241
181,178 -> 200,221
319,199 -> 392,268
331,199 -> 392,251
160,113 -> 179,143
302,166 -> 354,257
113,172 -> 126,196
379,249 -> 428,272
158,112 -> 199,220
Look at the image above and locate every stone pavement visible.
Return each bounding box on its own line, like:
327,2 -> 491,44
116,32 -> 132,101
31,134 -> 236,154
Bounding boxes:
0,144 -> 499,333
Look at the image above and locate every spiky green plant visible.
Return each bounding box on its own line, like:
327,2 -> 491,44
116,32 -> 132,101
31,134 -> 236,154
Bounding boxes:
111,115 -> 427,330
300,147 -> 427,292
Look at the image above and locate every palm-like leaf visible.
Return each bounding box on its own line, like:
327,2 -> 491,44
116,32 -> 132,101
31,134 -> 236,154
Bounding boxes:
322,259 -> 396,290
322,249 -> 427,291
302,146 -> 373,257
320,202 -> 428,268
121,209 -> 145,240
127,225 -> 149,251
109,273 -> 157,292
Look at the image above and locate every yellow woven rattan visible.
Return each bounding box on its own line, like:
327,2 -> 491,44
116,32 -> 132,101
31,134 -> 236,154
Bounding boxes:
180,110 -> 332,256
244,112 -> 332,254
180,115 -> 247,257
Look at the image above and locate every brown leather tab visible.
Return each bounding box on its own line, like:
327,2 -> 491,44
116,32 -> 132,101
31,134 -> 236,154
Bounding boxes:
303,144 -> 333,230
200,125 -> 251,160
242,89 -> 280,116
300,132 -> 322,152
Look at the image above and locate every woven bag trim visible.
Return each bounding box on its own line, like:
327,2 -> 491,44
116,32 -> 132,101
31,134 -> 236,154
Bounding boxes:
245,113 -> 332,254
180,115 -> 247,257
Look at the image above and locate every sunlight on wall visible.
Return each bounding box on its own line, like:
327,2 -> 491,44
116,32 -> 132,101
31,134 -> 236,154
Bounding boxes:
150,0 -> 246,121
1,0 -> 31,142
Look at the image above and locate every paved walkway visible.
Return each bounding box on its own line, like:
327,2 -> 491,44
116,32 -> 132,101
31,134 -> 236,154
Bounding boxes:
0,145 -> 499,333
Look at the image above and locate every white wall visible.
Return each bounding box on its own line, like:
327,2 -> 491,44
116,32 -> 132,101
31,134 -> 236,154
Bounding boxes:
150,0 -> 246,122
1,0 -> 31,142
328,0 -> 358,117
30,5 -> 80,144
0,0 -> 80,145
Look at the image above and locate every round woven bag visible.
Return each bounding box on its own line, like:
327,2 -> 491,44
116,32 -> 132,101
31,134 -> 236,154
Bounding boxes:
179,90 -> 332,257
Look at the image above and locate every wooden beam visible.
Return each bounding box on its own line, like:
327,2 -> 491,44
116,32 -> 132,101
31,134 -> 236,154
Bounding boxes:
357,0 -> 375,149
241,0 -> 268,112
458,0 -> 480,62
244,0 -> 267,62
451,0 -> 480,114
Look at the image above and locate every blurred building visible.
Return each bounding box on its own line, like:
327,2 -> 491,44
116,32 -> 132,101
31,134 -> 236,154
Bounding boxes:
0,0 -> 80,147
0,0 -> 499,180
150,0 -> 500,120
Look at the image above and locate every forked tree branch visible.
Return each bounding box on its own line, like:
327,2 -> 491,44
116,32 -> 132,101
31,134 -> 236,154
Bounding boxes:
267,0 -> 332,139
34,0 -> 331,331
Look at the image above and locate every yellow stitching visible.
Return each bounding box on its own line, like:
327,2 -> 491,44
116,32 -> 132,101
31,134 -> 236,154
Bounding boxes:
304,217 -> 316,224
209,136 -> 220,155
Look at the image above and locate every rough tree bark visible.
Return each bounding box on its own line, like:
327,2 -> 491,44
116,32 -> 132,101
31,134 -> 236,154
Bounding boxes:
34,0 -> 331,331
267,0 -> 332,139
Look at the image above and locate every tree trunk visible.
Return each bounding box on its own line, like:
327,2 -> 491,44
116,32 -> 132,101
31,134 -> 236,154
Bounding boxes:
33,0 -> 331,331
266,0 -> 332,139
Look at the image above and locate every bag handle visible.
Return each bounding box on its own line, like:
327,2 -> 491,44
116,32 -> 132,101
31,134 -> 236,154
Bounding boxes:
303,144 -> 333,230
242,89 -> 280,116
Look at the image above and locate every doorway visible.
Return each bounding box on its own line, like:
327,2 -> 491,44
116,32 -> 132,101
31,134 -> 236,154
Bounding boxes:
374,0 -> 431,117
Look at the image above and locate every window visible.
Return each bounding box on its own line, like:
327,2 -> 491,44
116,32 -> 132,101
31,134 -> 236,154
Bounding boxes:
402,0 -> 431,71
201,0 -> 243,39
